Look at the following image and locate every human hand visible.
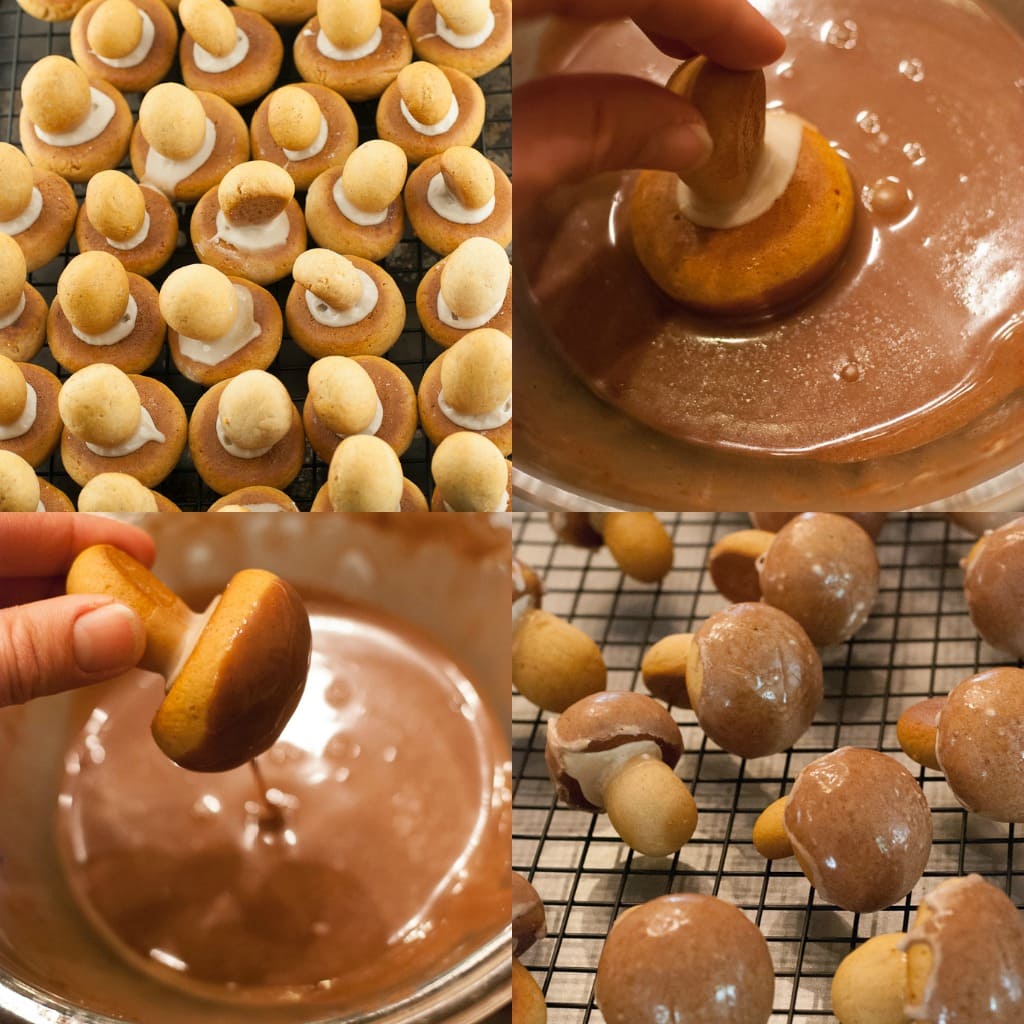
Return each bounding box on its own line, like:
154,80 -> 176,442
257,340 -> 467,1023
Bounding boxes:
0,514 -> 155,707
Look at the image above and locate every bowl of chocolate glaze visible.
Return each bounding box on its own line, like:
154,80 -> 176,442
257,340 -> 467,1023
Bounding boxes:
515,0 -> 1024,510
0,514 -> 512,1024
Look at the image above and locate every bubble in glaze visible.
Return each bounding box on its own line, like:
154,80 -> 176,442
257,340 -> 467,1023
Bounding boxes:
824,18 -> 859,49
776,61 -> 795,79
856,110 -> 882,135
838,361 -> 861,383
863,177 -> 914,221
903,141 -> 927,165
899,57 -> 925,81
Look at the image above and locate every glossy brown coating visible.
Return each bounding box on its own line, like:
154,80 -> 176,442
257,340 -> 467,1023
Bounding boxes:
758,513 -> 879,647
511,872 -> 546,957
687,603 -> 822,759
962,518 -> 1024,658
785,747 -> 932,913
595,894 -> 774,1024
749,512 -> 887,539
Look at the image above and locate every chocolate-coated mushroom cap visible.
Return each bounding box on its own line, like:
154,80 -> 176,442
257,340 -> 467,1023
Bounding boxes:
749,512 -> 887,539
511,872 -> 546,958
962,517 -> 1024,658
596,894 -> 775,1024
784,747 -> 932,913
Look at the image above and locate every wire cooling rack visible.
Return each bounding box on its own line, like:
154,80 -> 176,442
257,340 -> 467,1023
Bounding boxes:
0,3 -> 511,509
512,511 -> 1024,1023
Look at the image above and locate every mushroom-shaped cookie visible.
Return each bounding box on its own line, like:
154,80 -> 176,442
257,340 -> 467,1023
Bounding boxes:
377,62 -> 486,165
59,364 -> 187,487
596,895 -> 774,1024
305,141 -> 408,262
232,0 -> 314,23
48,251 -> 166,374
406,147 -> 511,255
67,544 -> 312,771
831,874 -> 1024,1024
416,236 -> 512,348
17,0 -> 89,21
407,0 -> 511,79
753,747 -> 932,912
76,171 -> 178,278
640,633 -> 692,708
70,0 -> 178,93
419,327 -> 511,453
189,370 -> 304,495
749,511 -> 887,539
758,513 -> 880,646
19,56 -> 133,184
631,58 -> 855,315
131,83 -> 250,203
161,264 -> 283,386
0,232 -> 47,362
191,161 -> 306,285
707,528 -> 775,603
208,485 -> 299,511
311,434 -> 428,511
285,247 -> 405,359
511,873 -> 548,1024
179,0 -> 283,106
0,355 -> 62,468
0,450 -> 73,511
549,512 -> 674,583
962,516 -> 1024,657
251,84 -> 358,191
687,603 -> 822,758
78,472 -> 180,512
294,0 -> 412,102
302,354 -> 416,464
546,691 -> 697,857
430,430 -> 510,511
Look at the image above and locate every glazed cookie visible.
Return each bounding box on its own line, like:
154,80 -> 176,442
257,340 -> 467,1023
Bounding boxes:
131,83 -> 250,203
189,371 -> 305,494
179,0 -> 283,107
78,472 -> 180,512
311,434 -> 428,511
208,485 -> 299,510
0,232 -> 47,362
233,0 -> 315,24
70,0 -> 178,94
294,0 -> 412,102
17,0 -> 89,21
418,327 -> 511,453
302,354 -> 416,463
405,147 -> 511,254
285,248 -> 405,358
59,364 -> 187,487
430,430 -> 510,511
48,251 -> 166,374
304,141 -> 407,261
19,56 -> 133,184
0,355 -> 62,467
416,236 -> 512,347
160,264 -> 283,386
250,84 -> 358,191
0,451 -> 61,512
76,171 -> 178,278
191,161 -> 307,285
407,0 -> 511,78
0,144 -> 76,275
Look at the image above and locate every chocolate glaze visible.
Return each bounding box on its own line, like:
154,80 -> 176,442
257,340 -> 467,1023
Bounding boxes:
962,517 -> 1024,657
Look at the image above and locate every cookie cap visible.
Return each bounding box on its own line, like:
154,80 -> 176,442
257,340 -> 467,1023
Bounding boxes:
440,236 -> 509,319
293,248 -> 362,310
85,170 -> 148,244
398,62 -> 454,126
0,233 -> 27,319
440,327 -> 511,415
309,355 -> 378,435
58,251 -> 131,335
341,140 -> 407,214
139,83 -> 208,161
431,430 -> 506,510
435,0 -> 489,36
22,56 -> 93,136
87,0 -> 144,59
218,369 -> 293,453
327,433 -> 403,511
59,364 -> 142,447
440,146 -> 494,209
218,160 -> 295,226
180,0 -> 238,57
268,86 -> 322,152
78,472 -> 159,513
0,354 -> 27,426
318,0 -> 381,50
0,144 -> 35,223
0,450 -> 40,512
160,264 -> 239,342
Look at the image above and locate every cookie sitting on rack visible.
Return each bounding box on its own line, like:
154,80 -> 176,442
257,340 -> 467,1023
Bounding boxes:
549,512 -> 675,583
208,485 -> 299,511
430,430 -> 510,511
0,354 -> 62,468
406,0 -> 511,79
311,434 -> 428,511
511,873 -> 547,1024
17,0 -> 90,22
0,450 -> 72,511
0,232 -> 47,363
77,472 -> 180,512
233,0 -> 313,25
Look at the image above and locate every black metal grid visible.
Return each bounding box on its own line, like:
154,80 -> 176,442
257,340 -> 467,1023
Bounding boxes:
0,2 -> 511,509
512,511 -> 1024,1023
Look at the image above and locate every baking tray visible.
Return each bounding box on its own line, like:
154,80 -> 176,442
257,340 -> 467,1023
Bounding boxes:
0,4 -> 511,509
512,511 -> 1024,1023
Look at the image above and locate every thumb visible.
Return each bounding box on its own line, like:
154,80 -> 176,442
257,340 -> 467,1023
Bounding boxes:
513,74 -> 713,214
0,595 -> 146,707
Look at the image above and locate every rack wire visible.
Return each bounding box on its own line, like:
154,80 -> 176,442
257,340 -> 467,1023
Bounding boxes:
512,511 -> 1023,1023
0,3 -> 510,509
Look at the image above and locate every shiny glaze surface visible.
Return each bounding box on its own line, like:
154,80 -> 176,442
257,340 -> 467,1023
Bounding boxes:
963,517 -> 1024,657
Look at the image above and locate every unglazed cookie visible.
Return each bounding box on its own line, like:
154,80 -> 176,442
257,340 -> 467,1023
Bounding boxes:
0,355 -> 62,467
19,57 -> 133,184
160,264 -> 283,386
430,430 -> 510,510
407,0 -> 511,78
0,450 -> 73,511
0,232 -> 47,362
208,485 -> 299,510
416,236 -> 512,347
17,0 -> 89,21
48,251 -> 166,373
70,0 -> 178,93
250,84 -> 358,191
77,472 -> 180,512
285,248 -> 405,358
310,433 -> 428,511
304,140 -> 407,261
233,0 -> 315,24
376,62 -> 486,164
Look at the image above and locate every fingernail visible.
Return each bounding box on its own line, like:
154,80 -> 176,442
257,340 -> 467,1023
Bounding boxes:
73,603 -> 145,675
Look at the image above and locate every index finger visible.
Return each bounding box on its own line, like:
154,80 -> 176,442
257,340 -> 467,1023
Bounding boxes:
0,514 -> 156,579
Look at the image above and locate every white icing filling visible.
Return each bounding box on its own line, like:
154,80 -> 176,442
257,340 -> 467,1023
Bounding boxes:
35,499 -> 45,512
0,292 -> 26,331
216,412 -> 278,459
35,88 -> 116,147
105,211 -> 151,251
283,115 -> 328,161
240,502 -> 288,511
0,187 -> 43,236
426,172 -> 495,225
438,389 -> 510,430
176,284 -> 260,366
327,395 -> 384,439
400,95 -> 460,137
143,117 -> 217,196
193,26 -> 250,73
435,8 -> 495,49
71,294 -> 138,347
560,739 -> 663,810
332,176 -> 389,226
213,208 -> 291,253
164,595 -> 220,687
0,383 -> 37,440
85,405 -> 165,457
677,110 -> 805,229
304,271 -> 378,328
316,26 -> 382,61
437,272 -> 508,330
94,8 -> 155,68
512,593 -> 532,629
